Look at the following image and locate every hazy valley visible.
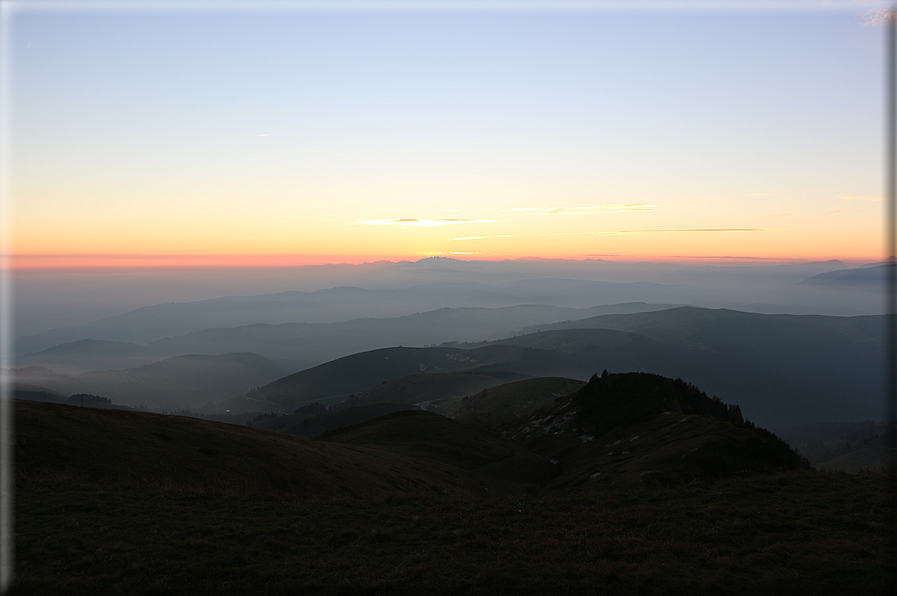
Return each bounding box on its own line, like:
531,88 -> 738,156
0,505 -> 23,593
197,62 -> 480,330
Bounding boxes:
11,258 -> 891,461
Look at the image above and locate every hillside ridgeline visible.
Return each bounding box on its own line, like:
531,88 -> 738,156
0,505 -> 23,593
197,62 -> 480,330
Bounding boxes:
18,372 -> 807,499
501,372 -> 808,490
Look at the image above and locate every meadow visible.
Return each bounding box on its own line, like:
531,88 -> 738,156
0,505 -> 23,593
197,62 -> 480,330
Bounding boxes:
12,470 -> 891,595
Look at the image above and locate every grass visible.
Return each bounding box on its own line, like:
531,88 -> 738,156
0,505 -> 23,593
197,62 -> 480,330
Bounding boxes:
12,396 -> 893,594
317,410 -> 557,492
12,471 -> 892,595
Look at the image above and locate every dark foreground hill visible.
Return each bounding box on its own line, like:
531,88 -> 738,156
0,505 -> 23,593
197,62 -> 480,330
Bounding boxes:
16,472 -> 889,595
15,401 -> 499,499
14,392 -> 890,594
251,402 -> 418,437
317,410 -> 557,493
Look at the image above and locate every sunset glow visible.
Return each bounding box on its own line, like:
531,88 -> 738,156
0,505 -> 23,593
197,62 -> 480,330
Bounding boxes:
3,2 -> 891,268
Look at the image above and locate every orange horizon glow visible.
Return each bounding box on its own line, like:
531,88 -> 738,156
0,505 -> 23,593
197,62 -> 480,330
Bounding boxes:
3,251 -> 883,270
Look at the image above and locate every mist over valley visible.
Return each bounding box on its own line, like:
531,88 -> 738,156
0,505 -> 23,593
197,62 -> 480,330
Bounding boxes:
11,258 -> 890,471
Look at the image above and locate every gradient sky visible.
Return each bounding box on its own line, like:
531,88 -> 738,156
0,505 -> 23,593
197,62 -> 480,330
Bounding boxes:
4,1 -> 893,266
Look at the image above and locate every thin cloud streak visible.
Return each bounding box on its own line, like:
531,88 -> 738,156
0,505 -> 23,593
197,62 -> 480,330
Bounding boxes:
356,218 -> 495,227
615,228 -> 767,233
536,228 -> 766,237
541,204 -> 657,215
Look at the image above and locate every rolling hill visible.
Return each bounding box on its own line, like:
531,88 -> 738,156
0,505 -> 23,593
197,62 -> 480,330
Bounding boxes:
16,305 -> 885,430
211,344 -> 532,415
450,376 -> 588,428
339,370 -> 529,411
500,372 -> 808,491
486,307 -> 884,427
252,402 -> 419,437
223,306 -> 882,428
16,400 -> 500,499
17,370 -> 806,498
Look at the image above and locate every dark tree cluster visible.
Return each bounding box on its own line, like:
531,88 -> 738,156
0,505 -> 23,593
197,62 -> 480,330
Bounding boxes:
67,394 -> 112,408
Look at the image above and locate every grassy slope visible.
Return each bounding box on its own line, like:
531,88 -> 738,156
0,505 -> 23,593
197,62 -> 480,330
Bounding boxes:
449,376 -> 587,427
345,371 -> 528,411
16,401 -> 499,500
14,473 -> 890,595
317,410 -> 557,492
13,398 -> 892,594
258,402 -> 418,437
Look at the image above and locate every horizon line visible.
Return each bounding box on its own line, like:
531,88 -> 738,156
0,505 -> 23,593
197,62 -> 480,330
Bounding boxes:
2,253 -> 881,269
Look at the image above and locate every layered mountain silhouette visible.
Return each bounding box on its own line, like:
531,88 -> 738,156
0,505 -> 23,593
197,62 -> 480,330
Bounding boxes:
15,302 -> 677,369
206,307 -> 881,429
13,305 -> 885,430
800,262 -> 893,286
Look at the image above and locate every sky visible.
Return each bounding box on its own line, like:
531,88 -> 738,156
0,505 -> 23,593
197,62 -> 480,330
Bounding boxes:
3,0 -> 894,267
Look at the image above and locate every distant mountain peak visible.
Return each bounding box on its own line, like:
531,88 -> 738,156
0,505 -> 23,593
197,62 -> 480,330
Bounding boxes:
413,256 -> 463,263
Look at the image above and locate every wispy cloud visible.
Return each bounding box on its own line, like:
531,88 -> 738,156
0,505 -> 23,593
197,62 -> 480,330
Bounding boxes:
534,228 -> 765,237
839,195 -> 883,201
541,204 -> 657,215
452,236 -> 488,241
616,228 -> 767,233
356,218 -> 495,228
